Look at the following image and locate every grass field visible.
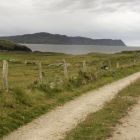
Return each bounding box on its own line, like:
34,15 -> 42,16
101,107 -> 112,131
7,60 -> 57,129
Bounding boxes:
0,51 -> 140,138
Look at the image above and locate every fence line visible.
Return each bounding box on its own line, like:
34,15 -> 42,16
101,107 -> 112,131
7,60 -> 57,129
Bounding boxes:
1,58 -> 139,91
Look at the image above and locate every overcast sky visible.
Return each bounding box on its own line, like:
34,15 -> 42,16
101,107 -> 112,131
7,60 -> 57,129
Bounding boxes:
0,0 -> 140,46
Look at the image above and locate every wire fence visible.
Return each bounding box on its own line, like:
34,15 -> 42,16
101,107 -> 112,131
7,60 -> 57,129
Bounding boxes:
0,57 -> 139,92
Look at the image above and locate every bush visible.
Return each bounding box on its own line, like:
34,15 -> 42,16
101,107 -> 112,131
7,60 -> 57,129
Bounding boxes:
30,81 -> 63,97
12,87 -> 32,106
65,71 -> 96,90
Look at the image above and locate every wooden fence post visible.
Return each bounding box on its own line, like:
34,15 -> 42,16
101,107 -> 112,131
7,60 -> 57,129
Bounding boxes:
116,62 -> 120,69
108,60 -> 112,71
2,60 -> 8,91
38,61 -> 43,83
82,60 -> 87,73
63,59 -> 69,80
133,59 -> 136,66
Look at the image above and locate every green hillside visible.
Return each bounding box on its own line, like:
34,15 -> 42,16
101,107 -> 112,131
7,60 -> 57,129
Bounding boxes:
0,40 -> 31,52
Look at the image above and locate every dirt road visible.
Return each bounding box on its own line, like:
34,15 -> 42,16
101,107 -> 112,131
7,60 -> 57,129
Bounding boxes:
2,72 -> 140,140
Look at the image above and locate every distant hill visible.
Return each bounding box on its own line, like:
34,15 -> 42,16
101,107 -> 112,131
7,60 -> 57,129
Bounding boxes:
0,32 -> 126,46
0,40 -> 31,52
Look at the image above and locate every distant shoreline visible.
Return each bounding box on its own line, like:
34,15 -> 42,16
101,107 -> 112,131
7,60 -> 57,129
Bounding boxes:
24,44 -> 140,55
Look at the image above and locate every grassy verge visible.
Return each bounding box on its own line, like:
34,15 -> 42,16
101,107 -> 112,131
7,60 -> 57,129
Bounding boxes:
64,76 -> 140,140
0,65 -> 140,138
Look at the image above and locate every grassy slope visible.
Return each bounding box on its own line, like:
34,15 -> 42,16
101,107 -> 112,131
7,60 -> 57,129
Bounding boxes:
0,40 -> 31,51
64,76 -> 140,140
0,51 -> 140,138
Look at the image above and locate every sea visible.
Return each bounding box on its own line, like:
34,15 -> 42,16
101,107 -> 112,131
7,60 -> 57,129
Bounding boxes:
24,44 -> 140,55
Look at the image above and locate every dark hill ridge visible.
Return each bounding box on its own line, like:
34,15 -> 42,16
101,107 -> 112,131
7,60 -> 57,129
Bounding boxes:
0,40 -> 31,52
0,32 -> 126,46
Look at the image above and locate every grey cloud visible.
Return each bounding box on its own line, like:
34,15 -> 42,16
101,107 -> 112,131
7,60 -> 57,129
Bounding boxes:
32,0 -> 100,12
103,0 -> 140,11
32,0 -> 140,12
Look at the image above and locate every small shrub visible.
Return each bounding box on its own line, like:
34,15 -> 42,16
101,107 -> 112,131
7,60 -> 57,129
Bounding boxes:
0,93 -> 16,109
12,87 -> 32,106
33,83 -> 62,97
64,71 -> 96,90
